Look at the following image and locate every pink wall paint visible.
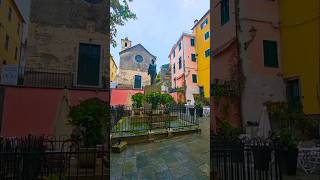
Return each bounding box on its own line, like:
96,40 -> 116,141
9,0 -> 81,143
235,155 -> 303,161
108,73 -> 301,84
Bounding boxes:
1,87 -> 110,137
1,87 -> 63,137
110,89 -> 144,106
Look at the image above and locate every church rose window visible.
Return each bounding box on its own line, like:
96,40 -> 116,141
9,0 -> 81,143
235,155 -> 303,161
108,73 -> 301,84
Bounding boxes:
135,55 -> 143,63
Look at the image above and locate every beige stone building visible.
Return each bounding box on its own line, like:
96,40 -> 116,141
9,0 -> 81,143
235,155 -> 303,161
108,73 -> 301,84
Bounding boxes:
117,38 -> 156,89
25,0 -> 108,88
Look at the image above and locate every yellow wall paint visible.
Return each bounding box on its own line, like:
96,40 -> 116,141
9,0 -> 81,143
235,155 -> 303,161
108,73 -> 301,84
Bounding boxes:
193,12 -> 210,98
110,56 -> 118,82
0,0 -> 24,66
279,0 -> 320,114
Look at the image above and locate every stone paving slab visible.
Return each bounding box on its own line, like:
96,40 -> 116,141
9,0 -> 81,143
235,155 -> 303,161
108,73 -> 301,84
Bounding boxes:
111,117 -> 210,180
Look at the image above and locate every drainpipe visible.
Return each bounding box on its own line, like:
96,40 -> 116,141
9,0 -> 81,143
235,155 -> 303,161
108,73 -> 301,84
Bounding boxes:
235,0 -> 244,130
183,37 -> 187,103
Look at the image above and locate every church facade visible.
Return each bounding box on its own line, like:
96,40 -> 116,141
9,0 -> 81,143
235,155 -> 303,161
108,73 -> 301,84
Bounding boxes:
117,38 -> 156,89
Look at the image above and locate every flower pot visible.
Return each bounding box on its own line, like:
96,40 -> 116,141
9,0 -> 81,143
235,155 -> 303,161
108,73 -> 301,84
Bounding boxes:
281,148 -> 298,175
78,148 -> 97,168
252,147 -> 271,171
196,108 -> 203,117
189,108 -> 195,116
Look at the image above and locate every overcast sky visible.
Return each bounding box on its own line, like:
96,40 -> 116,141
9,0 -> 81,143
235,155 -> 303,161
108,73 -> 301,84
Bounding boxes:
110,0 -> 209,72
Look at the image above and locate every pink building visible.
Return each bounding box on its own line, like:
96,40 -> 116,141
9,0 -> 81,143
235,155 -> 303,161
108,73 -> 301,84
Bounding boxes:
169,33 -> 198,104
211,0 -> 285,134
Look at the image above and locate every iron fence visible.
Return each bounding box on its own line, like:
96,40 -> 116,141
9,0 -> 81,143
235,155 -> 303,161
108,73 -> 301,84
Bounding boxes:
0,66 -> 108,90
0,135 -> 109,180
111,106 -> 200,135
211,135 -> 283,180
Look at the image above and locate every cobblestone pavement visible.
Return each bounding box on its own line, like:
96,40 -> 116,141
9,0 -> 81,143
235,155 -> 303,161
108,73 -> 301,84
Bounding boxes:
111,117 -> 210,180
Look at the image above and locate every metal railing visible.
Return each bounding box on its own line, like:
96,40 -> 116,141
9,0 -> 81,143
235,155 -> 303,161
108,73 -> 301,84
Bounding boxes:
111,106 -> 200,135
0,135 -> 109,180
211,136 -> 283,180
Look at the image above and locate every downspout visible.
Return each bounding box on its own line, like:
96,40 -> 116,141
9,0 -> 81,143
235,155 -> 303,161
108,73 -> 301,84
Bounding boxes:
183,37 -> 187,103
235,0 -> 244,130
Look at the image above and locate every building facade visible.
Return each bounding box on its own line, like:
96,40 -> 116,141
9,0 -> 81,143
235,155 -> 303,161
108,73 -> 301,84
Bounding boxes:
159,63 -> 171,87
110,55 -> 118,83
211,0 -> 286,134
169,33 -> 198,104
117,38 -> 156,89
192,10 -> 210,98
279,0 -> 320,115
26,0 -> 108,88
0,0 -> 25,67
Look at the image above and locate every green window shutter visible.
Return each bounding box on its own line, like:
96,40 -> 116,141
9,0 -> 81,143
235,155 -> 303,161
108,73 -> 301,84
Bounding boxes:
205,49 -> 211,58
191,39 -> 195,46
134,75 -> 142,89
221,0 -> 229,25
263,40 -> 279,68
191,54 -> 196,61
179,57 -> 182,69
192,74 -> 197,83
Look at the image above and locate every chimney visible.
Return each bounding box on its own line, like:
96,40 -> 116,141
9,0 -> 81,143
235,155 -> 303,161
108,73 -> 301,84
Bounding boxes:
194,19 -> 199,24
121,37 -> 132,51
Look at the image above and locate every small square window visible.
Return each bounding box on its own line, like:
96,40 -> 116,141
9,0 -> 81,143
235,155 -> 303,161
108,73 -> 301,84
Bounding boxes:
191,38 -> 195,46
201,18 -> 208,29
204,32 -> 210,40
263,40 -> 279,68
205,49 -> 211,58
173,64 -> 175,74
221,0 -> 230,25
192,74 -> 197,83
191,54 -> 196,61
179,57 -> 182,69
179,42 -> 181,51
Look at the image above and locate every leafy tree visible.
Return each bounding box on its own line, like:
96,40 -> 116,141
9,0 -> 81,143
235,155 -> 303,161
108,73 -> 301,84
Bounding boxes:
110,0 -> 137,47
131,93 -> 144,108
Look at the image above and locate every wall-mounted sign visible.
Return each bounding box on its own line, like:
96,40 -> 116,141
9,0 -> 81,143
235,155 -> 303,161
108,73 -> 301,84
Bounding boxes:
1,65 -> 18,85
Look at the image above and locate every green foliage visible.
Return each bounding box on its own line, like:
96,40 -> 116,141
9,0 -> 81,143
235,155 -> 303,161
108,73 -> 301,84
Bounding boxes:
276,128 -> 299,150
195,101 -> 203,110
216,120 -> 242,141
160,93 -> 174,107
156,73 -> 161,83
131,93 -> 144,108
110,0 -> 137,47
145,92 -> 162,109
68,98 -> 109,147
176,87 -> 185,93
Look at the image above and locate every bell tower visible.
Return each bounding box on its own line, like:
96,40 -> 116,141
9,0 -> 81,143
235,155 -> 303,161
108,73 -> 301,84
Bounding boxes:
121,37 -> 132,51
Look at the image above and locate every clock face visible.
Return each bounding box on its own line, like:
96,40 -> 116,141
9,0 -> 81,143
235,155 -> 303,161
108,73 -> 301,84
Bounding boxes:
84,0 -> 102,4
135,55 -> 143,63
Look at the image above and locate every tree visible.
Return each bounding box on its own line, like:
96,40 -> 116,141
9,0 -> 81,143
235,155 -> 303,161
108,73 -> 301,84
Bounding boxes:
110,0 -> 137,47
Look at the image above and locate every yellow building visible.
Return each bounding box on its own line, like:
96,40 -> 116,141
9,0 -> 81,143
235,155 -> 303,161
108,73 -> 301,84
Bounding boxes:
0,0 -> 24,66
279,0 -> 320,114
192,10 -> 210,98
110,55 -> 118,82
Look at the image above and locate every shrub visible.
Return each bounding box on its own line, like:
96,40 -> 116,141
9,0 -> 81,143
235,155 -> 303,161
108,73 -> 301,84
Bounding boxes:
69,98 -> 109,147
160,93 -> 174,107
131,93 -> 144,108
145,92 -> 162,110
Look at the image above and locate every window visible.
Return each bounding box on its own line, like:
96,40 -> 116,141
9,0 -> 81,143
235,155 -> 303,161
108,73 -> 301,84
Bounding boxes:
5,35 -> 9,51
221,0 -> 229,25
205,49 -> 211,58
173,50 -> 175,58
0,0 -> 2,6
17,23 -> 20,34
192,74 -> 197,83
201,18 -> 208,29
178,42 -> 181,51
135,55 -> 143,63
8,8 -> 12,21
14,47 -> 18,60
125,42 -> 127,47
173,64 -> 175,74
191,54 -> 196,61
263,40 -> 279,68
179,57 -> 182,69
199,87 -> 204,97
134,75 -> 142,89
204,32 -> 210,40
286,79 -> 301,111
191,38 -> 195,46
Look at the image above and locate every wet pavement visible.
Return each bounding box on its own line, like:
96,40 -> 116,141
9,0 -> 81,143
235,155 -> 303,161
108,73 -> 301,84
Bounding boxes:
110,117 -> 210,180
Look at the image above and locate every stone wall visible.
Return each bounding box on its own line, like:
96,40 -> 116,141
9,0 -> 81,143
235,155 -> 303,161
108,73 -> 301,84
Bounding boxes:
26,0 -> 109,87
118,69 -> 150,88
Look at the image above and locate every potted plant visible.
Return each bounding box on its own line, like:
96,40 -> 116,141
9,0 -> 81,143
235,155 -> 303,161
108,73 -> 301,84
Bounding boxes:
277,128 -> 299,175
69,98 -> 109,168
195,102 -> 203,117
131,93 -> 144,115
